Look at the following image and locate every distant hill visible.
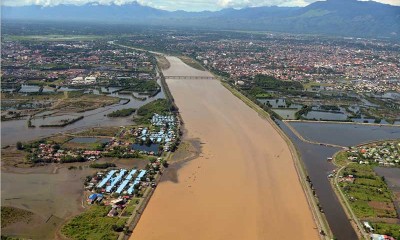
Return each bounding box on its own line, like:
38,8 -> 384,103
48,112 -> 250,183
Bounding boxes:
2,0 -> 400,38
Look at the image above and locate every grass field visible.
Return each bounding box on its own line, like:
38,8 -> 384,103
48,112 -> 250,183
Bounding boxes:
76,127 -> 120,137
62,141 -> 104,151
1,206 -> 33,228
61,205 -> 125,240
340,164 -> 397,219
334,151 -> 349,166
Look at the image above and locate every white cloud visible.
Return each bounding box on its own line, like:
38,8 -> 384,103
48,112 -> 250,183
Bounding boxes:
2,0 -> 400,10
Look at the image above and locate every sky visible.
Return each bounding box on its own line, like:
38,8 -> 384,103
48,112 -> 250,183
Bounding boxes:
2,0 -> 400,11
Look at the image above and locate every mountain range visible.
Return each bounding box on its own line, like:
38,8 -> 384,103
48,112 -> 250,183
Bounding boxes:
2,0 -> 400,38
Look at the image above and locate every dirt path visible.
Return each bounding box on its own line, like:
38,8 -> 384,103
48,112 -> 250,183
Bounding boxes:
131,57 -> 319,240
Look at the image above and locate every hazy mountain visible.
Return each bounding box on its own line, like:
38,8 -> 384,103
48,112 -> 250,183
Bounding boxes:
2,0 -> 400,38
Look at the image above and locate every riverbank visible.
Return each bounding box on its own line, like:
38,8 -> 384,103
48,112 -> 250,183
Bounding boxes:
131,56 -> 319,239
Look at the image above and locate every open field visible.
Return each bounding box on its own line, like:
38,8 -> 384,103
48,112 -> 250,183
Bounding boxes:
131,56 -> 318,239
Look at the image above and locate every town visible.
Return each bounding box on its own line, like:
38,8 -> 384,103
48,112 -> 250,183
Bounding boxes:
20,112 -> 179,165
119,31 -> 400,124
347,141 -> 400,166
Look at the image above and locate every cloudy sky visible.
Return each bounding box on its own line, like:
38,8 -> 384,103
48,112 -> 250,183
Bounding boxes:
2,0 -> 400,11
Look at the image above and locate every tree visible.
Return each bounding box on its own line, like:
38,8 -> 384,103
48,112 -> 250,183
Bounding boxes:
16,141 -> 23,150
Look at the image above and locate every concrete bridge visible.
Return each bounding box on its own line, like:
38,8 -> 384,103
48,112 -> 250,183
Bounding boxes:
164,76 -> 215,80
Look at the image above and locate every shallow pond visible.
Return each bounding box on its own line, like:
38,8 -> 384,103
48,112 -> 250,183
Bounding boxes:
289,122 -> 400,147
19,85 -> 41,93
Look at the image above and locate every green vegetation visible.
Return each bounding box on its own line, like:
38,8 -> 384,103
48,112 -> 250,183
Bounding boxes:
122,198 -> 140,216
16,142 -> 23,150
1,206 -> 33,228
110,79 -> 159,94
371,222 -> 400,239
102,146 -> 140,158
295,105 -> 312,120
107,108 -> 136,117
89,162 -> 116,169
334,151 -> 349,166
253,75 -> 303,91
339,164 -> 397,219
60,155 -> 85,163
136,99 -> 174,124
61,205 -> 125,240
76,127 -> 120,137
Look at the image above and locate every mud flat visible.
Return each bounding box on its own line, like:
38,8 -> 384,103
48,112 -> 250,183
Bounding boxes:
131,57 -> 318,239
1,164 -> 95,239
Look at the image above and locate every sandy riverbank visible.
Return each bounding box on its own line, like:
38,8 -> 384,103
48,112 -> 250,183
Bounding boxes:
131,57 -> 319,240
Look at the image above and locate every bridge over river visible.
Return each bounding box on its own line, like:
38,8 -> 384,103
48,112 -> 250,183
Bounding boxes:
164,75 -> 214,80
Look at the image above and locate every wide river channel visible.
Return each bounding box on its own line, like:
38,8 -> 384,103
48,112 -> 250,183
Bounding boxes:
2,53 -> 399,240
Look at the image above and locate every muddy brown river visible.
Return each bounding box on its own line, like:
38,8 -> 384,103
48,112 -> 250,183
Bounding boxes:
131,57 -> 318,239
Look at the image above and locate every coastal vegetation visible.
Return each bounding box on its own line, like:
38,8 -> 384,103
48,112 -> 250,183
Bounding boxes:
107,108 -> 136,117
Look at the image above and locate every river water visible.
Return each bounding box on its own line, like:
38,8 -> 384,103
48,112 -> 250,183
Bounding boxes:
1,84 -> 165,146
131,57 -> 318,240
279,121 -> 400,240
